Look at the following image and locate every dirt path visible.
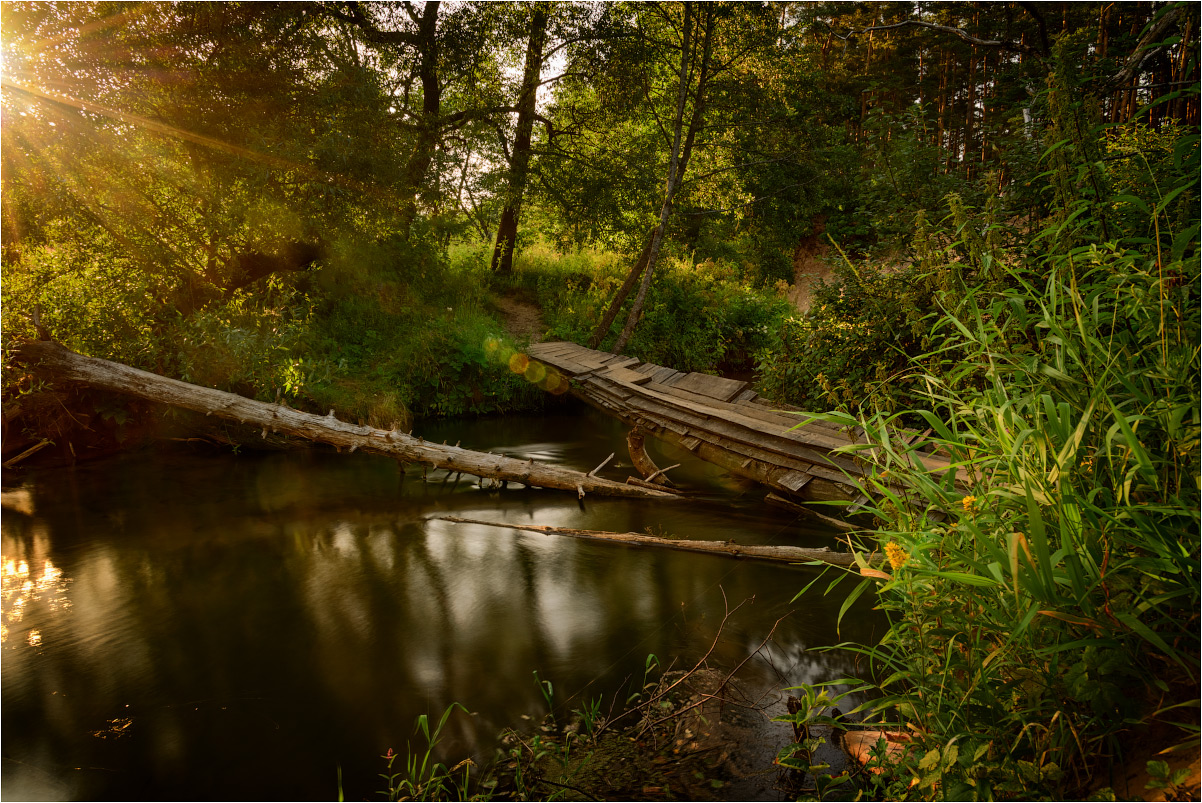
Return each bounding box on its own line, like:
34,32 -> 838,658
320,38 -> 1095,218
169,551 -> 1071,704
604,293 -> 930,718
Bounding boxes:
494,291 -> 546,342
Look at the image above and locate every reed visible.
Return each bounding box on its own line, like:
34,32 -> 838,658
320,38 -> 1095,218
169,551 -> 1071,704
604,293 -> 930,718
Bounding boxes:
793,227 -> 1200,798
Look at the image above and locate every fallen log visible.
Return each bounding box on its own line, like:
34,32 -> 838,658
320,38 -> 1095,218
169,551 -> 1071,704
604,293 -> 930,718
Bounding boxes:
14,341 -> 676,500
435,515 -> 859,567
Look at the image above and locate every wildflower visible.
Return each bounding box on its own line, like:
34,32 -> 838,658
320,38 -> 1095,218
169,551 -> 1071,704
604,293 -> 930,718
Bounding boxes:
961,495 -> 978,512
885,541 -> 909,571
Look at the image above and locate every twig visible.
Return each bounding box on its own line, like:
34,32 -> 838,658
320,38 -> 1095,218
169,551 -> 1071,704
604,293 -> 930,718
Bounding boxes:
633,610 -> 790,740
3,439 -> 52,468
533,777 -> 594,799
596,591 -> 750,738
645,463 -> 681,483
587,452 -> 615,477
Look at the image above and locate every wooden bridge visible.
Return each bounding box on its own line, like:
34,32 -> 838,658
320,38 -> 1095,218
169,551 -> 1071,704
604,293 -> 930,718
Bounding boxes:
527,341 -> 962,511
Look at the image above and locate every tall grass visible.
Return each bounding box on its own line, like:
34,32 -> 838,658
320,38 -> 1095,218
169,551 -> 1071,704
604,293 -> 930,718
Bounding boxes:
796,228 -> 1200,797
503,242 -> 793,373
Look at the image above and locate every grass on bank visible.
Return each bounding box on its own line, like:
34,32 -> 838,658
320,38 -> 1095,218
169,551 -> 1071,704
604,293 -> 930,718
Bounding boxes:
1,231 -> 796,436
784,203 -> 1200,800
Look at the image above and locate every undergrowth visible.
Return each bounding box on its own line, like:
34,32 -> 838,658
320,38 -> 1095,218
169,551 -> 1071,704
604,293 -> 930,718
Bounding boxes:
499,241 -> 793,373
786,182 -> 1200,800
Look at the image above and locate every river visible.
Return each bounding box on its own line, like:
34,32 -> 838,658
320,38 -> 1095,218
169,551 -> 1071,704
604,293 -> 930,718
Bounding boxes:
1,406 -> 881,801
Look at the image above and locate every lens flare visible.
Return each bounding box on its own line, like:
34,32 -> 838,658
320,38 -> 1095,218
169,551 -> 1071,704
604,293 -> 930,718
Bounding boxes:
524,361 -> 546,384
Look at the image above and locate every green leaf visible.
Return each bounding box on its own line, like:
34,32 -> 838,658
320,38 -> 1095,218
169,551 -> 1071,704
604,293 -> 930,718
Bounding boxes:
836,578 -> 873,636
1115,611 -> 1187,671
929,570 -> 1001,587
918,748 -> 941,771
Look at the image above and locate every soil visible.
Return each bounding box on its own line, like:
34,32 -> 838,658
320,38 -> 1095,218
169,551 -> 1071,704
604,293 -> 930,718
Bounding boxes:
786,216 -> 836,314
494,290 -> 547,343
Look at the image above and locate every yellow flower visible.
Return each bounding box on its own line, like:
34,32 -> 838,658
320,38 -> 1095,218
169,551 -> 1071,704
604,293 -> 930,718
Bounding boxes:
961,495 -> 978,512
885,541 -> 909,571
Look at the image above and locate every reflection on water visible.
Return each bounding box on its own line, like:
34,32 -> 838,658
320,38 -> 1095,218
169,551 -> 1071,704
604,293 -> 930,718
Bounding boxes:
1,407 -> 882,801
2,548 -> 71,644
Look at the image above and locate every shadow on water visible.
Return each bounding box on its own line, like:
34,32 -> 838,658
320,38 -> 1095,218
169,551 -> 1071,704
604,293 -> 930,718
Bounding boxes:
1,406 -> 883,801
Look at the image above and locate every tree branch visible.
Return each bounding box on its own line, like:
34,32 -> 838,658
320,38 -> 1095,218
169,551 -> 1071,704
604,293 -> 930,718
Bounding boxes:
1103,5 -> 1184,91
319,2 -> 422,48
833,18 -> 1044,60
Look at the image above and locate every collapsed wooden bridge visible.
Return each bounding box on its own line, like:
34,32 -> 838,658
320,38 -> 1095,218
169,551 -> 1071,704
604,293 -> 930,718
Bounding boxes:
527,341 -> 962,512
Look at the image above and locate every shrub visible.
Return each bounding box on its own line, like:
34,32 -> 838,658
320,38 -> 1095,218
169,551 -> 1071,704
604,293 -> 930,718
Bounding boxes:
796,233 -> 1200,799
533,250 -> 792,373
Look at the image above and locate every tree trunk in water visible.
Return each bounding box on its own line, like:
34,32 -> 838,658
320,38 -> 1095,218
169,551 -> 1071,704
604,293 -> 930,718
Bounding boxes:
491,4 -> 550,274
15,341 -> 677,500
436,516 -> 865,567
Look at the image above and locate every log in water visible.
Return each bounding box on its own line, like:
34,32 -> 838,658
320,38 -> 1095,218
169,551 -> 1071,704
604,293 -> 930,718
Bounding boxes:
15,340 -> 675,500
436,515 -> 862,567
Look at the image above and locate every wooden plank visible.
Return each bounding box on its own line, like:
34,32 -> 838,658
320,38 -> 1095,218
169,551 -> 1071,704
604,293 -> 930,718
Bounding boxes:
776,470 -> 814,492
846,493 -> 872,514
574,352 -> 613,370
581,392 -> 859,498
746,398 -> 846,433
671,372 -> 748,402
749,396 -> 800,410
528,341 -> 578,358
580,376 -> 635,402
600,356 -> 642,372
538,357 -> 595,376
600,366 -> 653,385
679,435 -> 701,451
645,382 -> 845,445
734,389 -> 758,402
606,387 -> 863,480
653,367 -> 686,385
625,381 -> 860,461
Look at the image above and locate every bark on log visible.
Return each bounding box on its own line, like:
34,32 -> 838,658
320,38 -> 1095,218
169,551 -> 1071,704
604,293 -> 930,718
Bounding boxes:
435,515 -> 860,567
15,341 -> 676,500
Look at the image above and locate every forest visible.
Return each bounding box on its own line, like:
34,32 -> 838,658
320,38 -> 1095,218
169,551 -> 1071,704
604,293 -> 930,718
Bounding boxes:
1,1 -> 1199,801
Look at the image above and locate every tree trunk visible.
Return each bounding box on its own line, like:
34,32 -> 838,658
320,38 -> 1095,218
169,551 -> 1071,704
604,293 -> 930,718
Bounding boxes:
436,516 -> 865,567
15,341 -> 677,500
587,231 -> 655,348
491,3 -> 550,274
611,4 -> 714,355
399,1 -> 442,234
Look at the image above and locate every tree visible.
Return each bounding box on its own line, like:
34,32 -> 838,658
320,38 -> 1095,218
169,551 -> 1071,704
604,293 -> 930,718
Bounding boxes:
1,3 -> 356,320
490,3 -> 550,274
606,2 -> 716,353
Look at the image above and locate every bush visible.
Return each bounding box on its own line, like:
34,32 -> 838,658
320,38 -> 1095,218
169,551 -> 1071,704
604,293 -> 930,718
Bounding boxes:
795,227 -> 1200,799
1,223 -> 162,374
531,250 -> 792,373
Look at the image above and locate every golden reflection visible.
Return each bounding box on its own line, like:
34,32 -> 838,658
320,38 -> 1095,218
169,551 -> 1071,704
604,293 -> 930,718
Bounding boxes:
1,555 -> 71,645
90,717 -> 133,739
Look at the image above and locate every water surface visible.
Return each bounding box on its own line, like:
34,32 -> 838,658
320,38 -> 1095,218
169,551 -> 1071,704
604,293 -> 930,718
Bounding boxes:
2,407 -> 880,800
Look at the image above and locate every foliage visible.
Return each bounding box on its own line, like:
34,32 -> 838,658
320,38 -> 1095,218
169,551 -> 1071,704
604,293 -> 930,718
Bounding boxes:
756,256 -> 939,420
523,245 -> 792,373
1,222 -> 162,371
792,224 -> 1200,798
755,192 -> 1007,421
378,704 -> 476,802
773,681 -> 864,800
